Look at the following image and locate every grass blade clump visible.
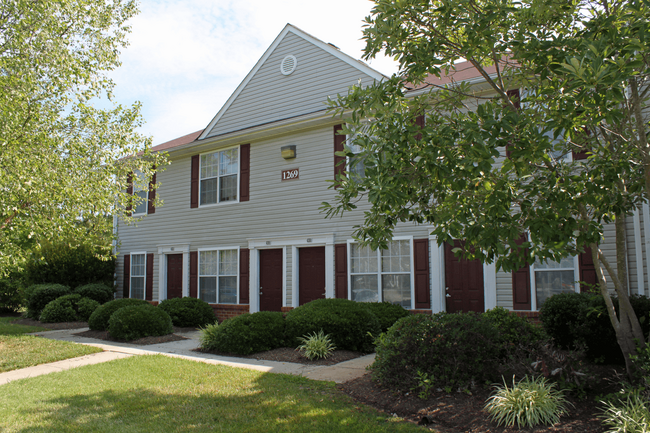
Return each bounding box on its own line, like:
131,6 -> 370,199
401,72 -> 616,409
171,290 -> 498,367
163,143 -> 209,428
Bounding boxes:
485,376 -> 570,428
297,330 -> 336,360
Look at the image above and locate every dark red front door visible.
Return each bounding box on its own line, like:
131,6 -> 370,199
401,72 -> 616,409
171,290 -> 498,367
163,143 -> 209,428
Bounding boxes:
444,240 -> 484,313
259,249 -> 282,311
298,246 -> 326,305
167,254 -> 183,299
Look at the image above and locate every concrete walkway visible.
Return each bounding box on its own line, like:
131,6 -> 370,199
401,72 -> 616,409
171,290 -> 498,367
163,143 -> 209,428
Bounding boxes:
0,327 -> 374,386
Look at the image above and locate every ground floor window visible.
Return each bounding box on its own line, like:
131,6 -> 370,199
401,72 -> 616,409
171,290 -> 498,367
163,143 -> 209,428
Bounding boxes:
349,239 -> 412,308
534,255 -> 578,307
130,253 -> 146,300
199,249 -> 238,304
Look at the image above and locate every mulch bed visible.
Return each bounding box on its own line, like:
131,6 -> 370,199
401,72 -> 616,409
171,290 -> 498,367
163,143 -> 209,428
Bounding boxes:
195,346 -> 366,366
338,373 -> 613,433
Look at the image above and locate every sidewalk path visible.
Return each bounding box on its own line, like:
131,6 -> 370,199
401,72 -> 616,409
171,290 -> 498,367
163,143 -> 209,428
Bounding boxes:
0,328 -> 374,386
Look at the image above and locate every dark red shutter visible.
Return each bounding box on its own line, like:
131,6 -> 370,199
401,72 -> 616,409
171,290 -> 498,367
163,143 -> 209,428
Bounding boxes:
147,170 -> 156,215
573,128 -> 591,161
123,254 -> 130,299
511,234 -> 531,310
334,124 -> 346,188
414,239 -> 430,309
240,144 -> 250,202
189,251 -> 198,298
415,114 -> 425,141
146,253 -> 154,301
191,155 -> 199,208
239,248 -> 250,304
335,243 -> 348,299
126,173 -> 133,216
578,247 -> 597,292
505,89 -> 520,159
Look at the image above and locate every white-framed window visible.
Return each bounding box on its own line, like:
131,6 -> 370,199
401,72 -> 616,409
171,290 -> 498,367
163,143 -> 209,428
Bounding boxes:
532,255 -> 579,308
131,171 -> 148,215
199,248 -> 239,304
348,238 -> 413,309
130,253 -> 146,300
200,147 -> 239,206
346,123 -> 374,179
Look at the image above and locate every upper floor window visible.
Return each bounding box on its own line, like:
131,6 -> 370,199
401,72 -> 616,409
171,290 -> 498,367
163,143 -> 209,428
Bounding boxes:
200,148 -> 238,205
131,171 -> 148,215
349,239 -> 412,308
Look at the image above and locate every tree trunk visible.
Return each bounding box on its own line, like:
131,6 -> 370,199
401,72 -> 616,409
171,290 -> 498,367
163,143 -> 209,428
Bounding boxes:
615,215 -> 628,293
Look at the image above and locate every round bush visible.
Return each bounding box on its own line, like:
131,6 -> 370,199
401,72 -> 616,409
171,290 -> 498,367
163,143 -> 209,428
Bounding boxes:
108,304 -> 173,341
539,292 -> 592,350
158,297 -> 216,328
483,306 -> 546,347
364,302 -> 410,333
540,292 -> 650,364
372,312 -> 502,392
200,312 -> 285,355
285,299 -> 381,352
26,283 -> 71,319
74,283 -> 114,305
39,294 -> 101,323
88,298 -> 149,331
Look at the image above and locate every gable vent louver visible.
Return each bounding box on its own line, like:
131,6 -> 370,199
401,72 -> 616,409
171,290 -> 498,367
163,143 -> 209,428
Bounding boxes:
280,55 -> 297,75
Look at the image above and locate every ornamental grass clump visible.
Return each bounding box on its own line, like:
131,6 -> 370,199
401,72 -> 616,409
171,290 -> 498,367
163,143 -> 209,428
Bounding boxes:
600,390 -> 650,433
485,376 -> 570,428
297,330 -> 336,360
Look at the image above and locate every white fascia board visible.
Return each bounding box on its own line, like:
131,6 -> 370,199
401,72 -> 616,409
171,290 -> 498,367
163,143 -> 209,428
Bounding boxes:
199,24 -> 385,142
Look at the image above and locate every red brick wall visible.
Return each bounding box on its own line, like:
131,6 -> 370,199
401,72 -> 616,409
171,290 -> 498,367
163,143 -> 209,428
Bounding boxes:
211,304 -> 250,322
281,307 -> 293,313
409,309 -> 432,315
512,310 -> 541,324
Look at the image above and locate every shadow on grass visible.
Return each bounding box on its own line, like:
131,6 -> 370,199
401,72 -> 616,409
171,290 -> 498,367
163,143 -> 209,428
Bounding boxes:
11,360 -> 414,433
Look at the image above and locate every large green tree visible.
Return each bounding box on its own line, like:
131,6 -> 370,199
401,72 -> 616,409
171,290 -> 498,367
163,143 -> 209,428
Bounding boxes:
0,0 -> 166,273
325,0 -> 649,376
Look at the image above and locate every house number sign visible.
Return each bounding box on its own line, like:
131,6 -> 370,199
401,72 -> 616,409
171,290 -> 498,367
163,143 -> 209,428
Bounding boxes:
281,168 -> 299,181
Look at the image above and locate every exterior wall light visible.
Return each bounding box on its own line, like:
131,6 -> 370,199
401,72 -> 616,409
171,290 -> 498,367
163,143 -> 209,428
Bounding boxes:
281,145 -> 296,159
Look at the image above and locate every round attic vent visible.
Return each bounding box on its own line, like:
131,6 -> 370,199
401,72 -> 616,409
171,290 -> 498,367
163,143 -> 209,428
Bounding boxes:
280,55 -> 297,75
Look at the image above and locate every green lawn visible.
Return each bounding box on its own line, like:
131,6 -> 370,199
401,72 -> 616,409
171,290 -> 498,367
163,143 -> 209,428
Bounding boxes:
0,355 -> 422,432
0,316 -> 102,373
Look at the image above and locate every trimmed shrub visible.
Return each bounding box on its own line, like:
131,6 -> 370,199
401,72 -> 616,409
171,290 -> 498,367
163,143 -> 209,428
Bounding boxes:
540,292 -> 650,364
199,311 -> 285,355
74,283 -> 114,305
39,294 -> 100,323
88,298 -> 149,331
483,306 -> 546,347
24,240 -> 115,288
26,284 -> 71,319
364,302 -> 410,333
284,298 -> 381,352
108,304 -> 173,341
0,277 -> 24,313
158,297 -> 216,328
372,312 -> 502,392
539,292 -> 592,349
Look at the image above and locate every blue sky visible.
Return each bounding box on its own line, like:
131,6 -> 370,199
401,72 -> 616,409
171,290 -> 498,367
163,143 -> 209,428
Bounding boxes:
108,0 -> 398,146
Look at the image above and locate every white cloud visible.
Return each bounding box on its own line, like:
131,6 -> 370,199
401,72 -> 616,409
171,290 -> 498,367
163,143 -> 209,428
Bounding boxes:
109,0 -> 398,144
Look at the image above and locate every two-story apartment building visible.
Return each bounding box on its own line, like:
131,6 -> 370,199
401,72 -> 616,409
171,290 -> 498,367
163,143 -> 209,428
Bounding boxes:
116,24 -> 650,322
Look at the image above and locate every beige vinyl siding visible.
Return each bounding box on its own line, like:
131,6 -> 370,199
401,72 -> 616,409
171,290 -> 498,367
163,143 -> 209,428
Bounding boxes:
116,124 -> 430,300
205,32 -> 376,138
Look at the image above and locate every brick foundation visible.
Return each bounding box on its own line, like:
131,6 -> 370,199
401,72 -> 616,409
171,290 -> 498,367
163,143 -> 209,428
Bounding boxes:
210,304 -> 250,322
512,310 -> 541,324
409,309 -> 432,315
280,307 -> 294,313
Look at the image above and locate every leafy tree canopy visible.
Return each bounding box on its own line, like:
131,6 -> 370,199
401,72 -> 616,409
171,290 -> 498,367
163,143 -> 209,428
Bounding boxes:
0,0 -> 167,275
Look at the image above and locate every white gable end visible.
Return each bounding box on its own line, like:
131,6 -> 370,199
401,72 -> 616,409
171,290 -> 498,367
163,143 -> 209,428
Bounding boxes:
201,25 -> 384,140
